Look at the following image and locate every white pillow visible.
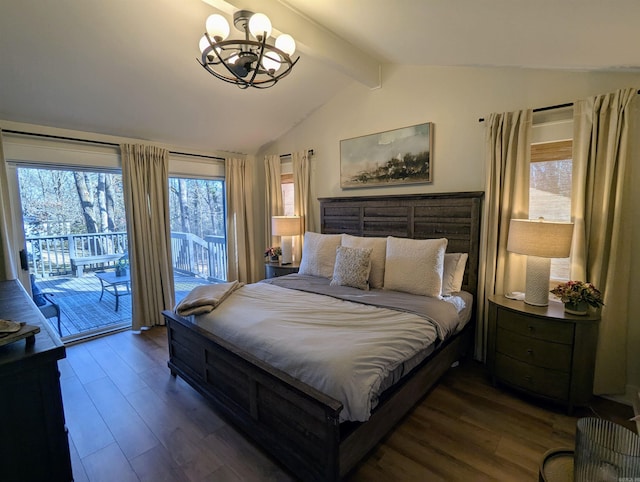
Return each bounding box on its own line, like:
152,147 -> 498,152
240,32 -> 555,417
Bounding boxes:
341,234 -> 387,289
330,246 -> 372,290
442,253 -> 468,296
383,237 -> 448,297
298,232 -> 342,278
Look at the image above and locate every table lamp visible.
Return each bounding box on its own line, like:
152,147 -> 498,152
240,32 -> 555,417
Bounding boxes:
272,216 -> 301,265
507,218 -> 574,306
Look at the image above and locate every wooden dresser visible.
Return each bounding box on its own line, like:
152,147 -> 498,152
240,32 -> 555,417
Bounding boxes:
487,295 -> 599,414
0,279 -> 72,482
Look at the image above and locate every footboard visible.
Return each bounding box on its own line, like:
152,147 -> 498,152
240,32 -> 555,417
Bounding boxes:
162,310 -> 343,482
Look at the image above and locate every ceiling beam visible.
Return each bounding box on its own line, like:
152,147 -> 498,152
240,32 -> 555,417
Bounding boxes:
201,0 -> 381,88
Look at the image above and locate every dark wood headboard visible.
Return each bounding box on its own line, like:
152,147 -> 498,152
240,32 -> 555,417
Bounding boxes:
319,191 -> 484,297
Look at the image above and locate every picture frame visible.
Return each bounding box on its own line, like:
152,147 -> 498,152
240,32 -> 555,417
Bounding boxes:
340,122 -> 433,188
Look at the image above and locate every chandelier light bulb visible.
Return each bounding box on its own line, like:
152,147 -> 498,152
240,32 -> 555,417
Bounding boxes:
261,51 -> 281,73
275,34 -> 296,56
248,13 -> 272,40
206,14 -> 230,41
199,35 -> 211,54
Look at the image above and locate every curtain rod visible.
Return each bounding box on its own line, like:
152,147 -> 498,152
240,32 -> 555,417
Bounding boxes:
478,102 -> 573,123
280,149 -> 314,158
2,129 -> 226,161
477,90 -> 640,123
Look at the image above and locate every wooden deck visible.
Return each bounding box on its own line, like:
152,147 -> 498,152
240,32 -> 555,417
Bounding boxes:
35,272 -> 211,340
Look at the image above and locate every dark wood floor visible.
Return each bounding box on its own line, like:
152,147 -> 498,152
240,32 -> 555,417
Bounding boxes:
60,327 -> 635,482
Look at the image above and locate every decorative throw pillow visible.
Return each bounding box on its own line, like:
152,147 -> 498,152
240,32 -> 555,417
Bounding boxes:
341,234 -> 387,289
383,236 -> 448,297
442,253 -> 468,295
298,232 -> 342,278
330,246 -> 373,290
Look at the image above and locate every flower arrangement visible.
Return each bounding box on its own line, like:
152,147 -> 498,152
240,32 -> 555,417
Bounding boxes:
550,281 -> 604,308
264,246 -> 282,259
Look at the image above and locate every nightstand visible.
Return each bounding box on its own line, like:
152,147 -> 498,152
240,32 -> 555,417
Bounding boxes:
265,261 -> 300,279
487,295 -> 600,414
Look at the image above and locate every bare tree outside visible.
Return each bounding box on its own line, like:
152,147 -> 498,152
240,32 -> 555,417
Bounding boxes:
168,177 -> 224,237
19,168 -> 126,237
18,167 -> 226,281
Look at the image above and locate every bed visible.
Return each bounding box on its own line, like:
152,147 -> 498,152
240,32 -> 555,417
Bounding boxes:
162,191 -> 483,481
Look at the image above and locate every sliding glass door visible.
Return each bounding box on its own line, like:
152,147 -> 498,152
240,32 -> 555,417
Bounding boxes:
9,165 -> 227,341
17,166 -> 131,341
168,176 -> 226,302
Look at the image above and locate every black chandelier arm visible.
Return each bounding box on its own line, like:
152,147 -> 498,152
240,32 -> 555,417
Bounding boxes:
199,32 -> 299,89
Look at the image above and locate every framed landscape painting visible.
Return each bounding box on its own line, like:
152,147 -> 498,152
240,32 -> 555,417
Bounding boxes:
340,122 -> 433,188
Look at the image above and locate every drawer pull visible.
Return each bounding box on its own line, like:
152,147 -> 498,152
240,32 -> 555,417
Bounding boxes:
528,325 -> 535,333
524,375 -> 533,382
526,348 -> 533,355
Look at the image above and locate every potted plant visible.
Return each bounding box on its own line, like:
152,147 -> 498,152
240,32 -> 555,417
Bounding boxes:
550,281 -> 603,315
264,246 -> 282,262
115,257 -> 128,277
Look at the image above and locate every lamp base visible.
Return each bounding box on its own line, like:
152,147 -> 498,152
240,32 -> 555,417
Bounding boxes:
524,256 -> 551,306
281,236 -> 293,265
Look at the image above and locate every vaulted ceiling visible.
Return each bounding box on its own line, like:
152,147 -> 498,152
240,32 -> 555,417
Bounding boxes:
1,0 -> 639,154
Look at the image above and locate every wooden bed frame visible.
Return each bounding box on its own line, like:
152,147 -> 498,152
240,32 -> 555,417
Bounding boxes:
163,191 -> 483,481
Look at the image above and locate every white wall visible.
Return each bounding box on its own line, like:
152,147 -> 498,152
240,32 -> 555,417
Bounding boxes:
258,64 -> 640,401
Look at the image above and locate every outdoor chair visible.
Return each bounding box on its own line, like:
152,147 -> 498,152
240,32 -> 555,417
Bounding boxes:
30,274 -> 62,336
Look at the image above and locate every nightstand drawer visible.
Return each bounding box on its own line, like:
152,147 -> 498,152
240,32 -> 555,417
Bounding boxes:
496,327 -> 572,371
495,353 -> 570,401
497,310 -> 574,344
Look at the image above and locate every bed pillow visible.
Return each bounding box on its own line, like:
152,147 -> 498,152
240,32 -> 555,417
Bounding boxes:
383,236 -> 448,297
442,253 -> 468,296
298,232 -> 342,279
341,234 -> 387,289
330,246 -> 373,290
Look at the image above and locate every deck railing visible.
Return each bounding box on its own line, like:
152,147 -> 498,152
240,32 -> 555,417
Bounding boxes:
171,232 -> 227,282
27,231 -> 227,281
27,232 -> 128,277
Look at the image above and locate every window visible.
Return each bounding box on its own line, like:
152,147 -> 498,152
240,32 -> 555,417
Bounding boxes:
529,139 -> 572,281
281,172 -> 294,216
168,177 -> 227,291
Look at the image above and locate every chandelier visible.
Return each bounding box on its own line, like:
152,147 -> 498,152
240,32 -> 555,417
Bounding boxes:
198,10 -> 299,89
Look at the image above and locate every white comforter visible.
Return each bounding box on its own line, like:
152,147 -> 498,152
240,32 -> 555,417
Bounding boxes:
194,282 -> 457,422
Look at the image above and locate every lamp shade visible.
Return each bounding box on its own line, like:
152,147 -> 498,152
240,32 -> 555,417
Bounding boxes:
507,219 -> 573,258
272,216 -> 301,236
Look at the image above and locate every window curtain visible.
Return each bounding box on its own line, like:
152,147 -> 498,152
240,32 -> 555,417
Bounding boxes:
121,144 -> 174,330
571,88 -> 636,395
477,110 -> 532,360
226,157 -> 257,284
0,130 -> 18,281
292,149 -> 311,262
264,154 -> 282,250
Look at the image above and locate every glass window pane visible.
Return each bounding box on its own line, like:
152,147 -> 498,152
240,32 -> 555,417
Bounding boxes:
168,177 -> 227,301
529,158 -> 572,280
282,182 -> 294,216
18,166 -> 130,340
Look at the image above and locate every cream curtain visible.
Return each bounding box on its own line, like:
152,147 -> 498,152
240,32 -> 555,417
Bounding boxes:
477,110 -> 532,360
0,130 -> 18,281
264,154 -> 282,250
571,88 -> 636,394
121,144 -> 174,330
292,149 -> 311,262
226,157 -> 257,284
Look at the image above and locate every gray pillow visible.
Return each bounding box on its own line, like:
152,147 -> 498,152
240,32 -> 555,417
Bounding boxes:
330,246 -> 373,290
